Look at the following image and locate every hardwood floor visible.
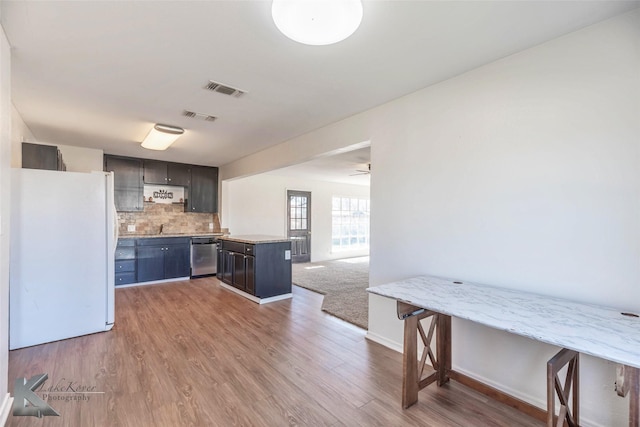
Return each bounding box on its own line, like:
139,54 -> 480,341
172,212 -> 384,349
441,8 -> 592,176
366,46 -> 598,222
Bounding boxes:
8,278 -> 543,426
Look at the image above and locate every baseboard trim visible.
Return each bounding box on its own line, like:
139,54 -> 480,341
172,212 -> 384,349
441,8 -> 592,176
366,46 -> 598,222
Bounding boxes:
448,370 -> 546,422
115,276 -> 190,289
218,282 -> 292,304
364,331 -> 403,353
0,393 -> 13,426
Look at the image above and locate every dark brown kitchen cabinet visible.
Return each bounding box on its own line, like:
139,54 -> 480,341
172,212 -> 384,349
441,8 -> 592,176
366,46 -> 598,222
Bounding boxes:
104,155 -> 143,212
106,154 -> 216,213
115,239 -> 136,286
219,249 -> 233,284
189,165 -> 218,213
136,237 -> 190,283
142,160 -> 167,185
22,142 -> 66,171
168,163 -> 191,186
218,240 -> 291,298
143,160 -> 191,186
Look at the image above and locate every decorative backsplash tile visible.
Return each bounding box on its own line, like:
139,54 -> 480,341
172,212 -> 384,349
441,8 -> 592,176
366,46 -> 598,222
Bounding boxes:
117,202 -> 220,236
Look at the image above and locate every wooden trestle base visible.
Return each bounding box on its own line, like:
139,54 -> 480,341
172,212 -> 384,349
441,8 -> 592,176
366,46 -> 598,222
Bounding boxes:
397,301 -> 640,427
398,301 -> 451,409
616,364 -> 640,427
547,348 -> 579,427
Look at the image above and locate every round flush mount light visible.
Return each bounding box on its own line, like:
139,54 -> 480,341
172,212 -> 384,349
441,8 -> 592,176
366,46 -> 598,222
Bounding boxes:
272,0 -> 363,46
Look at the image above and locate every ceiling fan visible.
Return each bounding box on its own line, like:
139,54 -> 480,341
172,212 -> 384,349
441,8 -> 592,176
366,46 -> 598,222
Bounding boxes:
350,163 -> 371,176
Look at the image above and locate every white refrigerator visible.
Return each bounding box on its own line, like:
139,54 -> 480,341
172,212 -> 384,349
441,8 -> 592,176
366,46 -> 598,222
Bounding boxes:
10,168 -> 116,350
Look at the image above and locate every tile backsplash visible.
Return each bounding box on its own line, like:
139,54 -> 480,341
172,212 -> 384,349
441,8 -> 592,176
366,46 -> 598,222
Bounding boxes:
118,202 -> 220,236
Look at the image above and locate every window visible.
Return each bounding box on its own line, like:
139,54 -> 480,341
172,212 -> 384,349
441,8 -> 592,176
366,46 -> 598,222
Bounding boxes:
332,196 -> 370,251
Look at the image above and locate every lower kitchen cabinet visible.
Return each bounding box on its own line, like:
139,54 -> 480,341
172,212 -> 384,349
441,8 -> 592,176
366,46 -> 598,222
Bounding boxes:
136,237 -> 190,283
218,239 -> 291,298
115,239 -> 136,286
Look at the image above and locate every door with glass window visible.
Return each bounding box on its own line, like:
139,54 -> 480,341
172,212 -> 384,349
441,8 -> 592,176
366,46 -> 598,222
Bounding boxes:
287,190 -> 311,263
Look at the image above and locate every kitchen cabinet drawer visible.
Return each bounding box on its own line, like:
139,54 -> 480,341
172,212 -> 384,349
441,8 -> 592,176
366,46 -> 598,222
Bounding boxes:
115,260 -> 135,272
137,237 -> 190,246
222,240 -> 244,253
115,246 -> 135,260
115,272 -> 136,286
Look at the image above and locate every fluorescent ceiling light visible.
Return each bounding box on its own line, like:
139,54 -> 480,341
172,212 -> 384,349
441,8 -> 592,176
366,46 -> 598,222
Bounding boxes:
141,124 -> 184,151
272,0 -> 363,46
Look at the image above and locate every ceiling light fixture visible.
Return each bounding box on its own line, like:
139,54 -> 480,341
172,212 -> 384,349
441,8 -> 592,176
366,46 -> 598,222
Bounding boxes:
140,124 -> 184,151
272,0 -> 363,46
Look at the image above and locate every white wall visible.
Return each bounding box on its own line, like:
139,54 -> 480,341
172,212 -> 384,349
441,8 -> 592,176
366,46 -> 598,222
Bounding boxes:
0,19 -> 13,424
220,10 -> 640,427
222,174 -> 369,262
10,104 -> 35,168
367,12 -> 639,427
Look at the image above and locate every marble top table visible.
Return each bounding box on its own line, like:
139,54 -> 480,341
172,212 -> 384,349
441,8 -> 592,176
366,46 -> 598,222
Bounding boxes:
368,275 -> 640,369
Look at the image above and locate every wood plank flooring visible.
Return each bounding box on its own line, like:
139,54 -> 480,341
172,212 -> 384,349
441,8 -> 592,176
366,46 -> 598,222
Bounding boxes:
7,278 -> 544,426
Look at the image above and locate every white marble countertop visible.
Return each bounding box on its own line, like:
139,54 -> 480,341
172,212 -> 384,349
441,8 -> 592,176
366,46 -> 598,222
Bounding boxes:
367,276 -> 640,369
218,235 -> 291,244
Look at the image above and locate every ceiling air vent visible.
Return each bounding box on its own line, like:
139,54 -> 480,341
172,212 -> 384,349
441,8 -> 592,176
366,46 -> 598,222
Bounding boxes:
183,110 -> 217,122
205,80 -> 245,98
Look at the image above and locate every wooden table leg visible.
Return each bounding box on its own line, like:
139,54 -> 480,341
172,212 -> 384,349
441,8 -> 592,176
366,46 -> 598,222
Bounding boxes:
437,314 -> 451,386
547,348 -> 579,427
402,314 -> 419,408
630,366 -> 639,427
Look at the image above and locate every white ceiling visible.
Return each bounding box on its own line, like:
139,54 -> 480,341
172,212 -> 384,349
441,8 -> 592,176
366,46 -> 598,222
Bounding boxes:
2,1 -> 638,172
267,146 -> 371,186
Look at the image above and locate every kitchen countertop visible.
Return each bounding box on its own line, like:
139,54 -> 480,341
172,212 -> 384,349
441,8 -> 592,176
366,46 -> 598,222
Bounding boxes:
119,232 -> 225,240
218,235 -> 291,244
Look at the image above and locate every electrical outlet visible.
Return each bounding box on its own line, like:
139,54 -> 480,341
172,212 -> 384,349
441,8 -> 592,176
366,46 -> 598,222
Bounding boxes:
209,223 -> 214,230
127,224 -> 136,232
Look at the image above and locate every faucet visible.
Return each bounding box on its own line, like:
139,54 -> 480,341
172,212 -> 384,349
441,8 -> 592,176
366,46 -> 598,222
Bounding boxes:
159,224 -> 164,235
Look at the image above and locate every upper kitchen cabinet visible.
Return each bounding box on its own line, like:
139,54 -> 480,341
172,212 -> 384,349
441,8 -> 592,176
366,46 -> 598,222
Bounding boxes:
167,163 -> 191,186
143,160 -> 191,186
189,165 -> 218,213
22,142 -> 66,171
104,155 -> 143,212
142,159 -> 167,185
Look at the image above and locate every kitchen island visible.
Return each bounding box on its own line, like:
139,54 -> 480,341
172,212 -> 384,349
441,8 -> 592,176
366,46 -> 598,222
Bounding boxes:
217,235 -> 292,303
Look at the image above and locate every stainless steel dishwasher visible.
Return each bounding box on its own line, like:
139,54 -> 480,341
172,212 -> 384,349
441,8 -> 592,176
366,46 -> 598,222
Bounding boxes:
190,237 -> 218,277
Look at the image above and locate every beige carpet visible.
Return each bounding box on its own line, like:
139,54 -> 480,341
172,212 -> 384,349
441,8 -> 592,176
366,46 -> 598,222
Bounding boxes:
292,257 -> 369,329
